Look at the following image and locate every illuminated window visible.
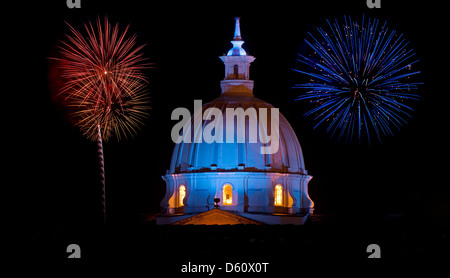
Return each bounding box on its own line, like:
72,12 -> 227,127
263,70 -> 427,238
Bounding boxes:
274,184 -> 283,206
179,185 -> 186,207
223,184 -> 233,205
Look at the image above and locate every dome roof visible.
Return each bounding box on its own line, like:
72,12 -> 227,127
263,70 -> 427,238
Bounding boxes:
168,94 -> 306,174
167,17 -> 307,176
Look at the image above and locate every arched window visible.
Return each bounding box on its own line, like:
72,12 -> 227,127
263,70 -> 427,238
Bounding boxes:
233,64 -> 239,79
274,184 -> 283,206
179,185 -> 186,207
223,184 -> 233,205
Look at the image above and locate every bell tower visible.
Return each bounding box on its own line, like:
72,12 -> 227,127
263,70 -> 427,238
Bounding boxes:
219,17 -> 255,96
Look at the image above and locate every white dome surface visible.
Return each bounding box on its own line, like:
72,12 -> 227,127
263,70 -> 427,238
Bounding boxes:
168,94 -> 307,175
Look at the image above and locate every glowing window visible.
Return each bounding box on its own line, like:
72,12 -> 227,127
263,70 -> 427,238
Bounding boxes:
223,184 -> 233,205
179,185 -> 186,207
274,184 -> 283,206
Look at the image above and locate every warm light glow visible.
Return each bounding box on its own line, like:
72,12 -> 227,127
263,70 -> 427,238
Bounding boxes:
179,185 -> 186,207
223,184 -> 233,205
274,184 -> 283,206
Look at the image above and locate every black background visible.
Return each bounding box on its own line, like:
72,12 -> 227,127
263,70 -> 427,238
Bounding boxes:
6,0 -> 450,269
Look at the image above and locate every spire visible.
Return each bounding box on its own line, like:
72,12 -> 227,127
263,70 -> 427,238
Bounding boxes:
220,17 -> 255,95
227,17 -> 246,56
233,17 -> 242,40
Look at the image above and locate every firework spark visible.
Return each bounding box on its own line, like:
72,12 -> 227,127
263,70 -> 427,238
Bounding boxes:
55,16 -> 150,141
293,16 -> 421,144
69,74 -> 150,141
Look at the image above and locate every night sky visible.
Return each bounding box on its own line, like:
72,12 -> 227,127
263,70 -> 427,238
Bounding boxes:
7,0 -> 450,267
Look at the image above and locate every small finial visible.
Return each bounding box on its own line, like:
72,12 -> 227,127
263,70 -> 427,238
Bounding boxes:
233,17 -> 242,41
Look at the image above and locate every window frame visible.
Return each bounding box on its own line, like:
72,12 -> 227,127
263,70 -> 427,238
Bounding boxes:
222,183 -> 233,206
274,184 -> 283,206
178,185 -> 186,207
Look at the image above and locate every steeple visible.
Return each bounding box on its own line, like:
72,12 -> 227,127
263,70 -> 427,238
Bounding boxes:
220,17 -> 255,95
227,17 -> 246,56
233,17 -> 242,40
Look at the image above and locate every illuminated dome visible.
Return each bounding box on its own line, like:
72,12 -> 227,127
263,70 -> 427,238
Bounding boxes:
168,94 -> 307,175
158,18 -> 314,225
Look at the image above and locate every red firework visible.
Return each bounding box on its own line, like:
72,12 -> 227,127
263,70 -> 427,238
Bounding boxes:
51,17 -> 150,224
54,16 -> 150,141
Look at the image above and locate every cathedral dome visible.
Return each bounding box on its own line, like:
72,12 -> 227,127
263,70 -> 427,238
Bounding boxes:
168,94 -> 307,175
158,18 -> 313,224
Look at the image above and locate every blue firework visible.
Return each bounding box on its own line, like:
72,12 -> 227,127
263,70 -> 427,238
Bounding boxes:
293,16 -> 422,144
